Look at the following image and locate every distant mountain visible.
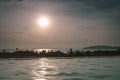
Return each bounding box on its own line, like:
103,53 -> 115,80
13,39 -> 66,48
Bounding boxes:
83,45 -> 120,49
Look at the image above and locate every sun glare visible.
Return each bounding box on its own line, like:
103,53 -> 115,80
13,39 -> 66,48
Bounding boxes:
38,17 -> 49,28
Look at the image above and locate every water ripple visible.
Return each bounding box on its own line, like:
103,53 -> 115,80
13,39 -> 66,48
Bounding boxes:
0,58 -> 120,80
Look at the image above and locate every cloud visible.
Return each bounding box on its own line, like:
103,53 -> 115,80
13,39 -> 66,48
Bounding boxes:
0,0 -> 120,48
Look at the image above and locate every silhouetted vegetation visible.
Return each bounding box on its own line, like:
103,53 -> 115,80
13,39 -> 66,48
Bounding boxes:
0,48 -> 120,58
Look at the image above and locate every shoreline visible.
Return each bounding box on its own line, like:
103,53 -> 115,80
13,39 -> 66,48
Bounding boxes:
0,49 -> 120,58
0,55 -> 120,59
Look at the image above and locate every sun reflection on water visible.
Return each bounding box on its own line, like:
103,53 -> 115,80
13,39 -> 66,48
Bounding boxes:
35,78 -> 46,80
34,49 -> 55,53
32,58 -> 58,80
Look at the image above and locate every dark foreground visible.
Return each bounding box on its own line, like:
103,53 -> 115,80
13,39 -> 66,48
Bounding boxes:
0,48 -> 120,58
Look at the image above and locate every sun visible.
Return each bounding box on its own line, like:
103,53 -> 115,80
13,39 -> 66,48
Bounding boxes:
38,17 -> 49,28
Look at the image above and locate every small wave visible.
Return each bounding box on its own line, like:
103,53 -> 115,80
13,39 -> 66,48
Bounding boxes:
46,72 -> 83,77
0,63 -> 5,65
104,65 -> 113,68
80,65 -> 87,67
59,72 -> 81,76
37,67 -> 55,72
8,62 -> 14,64
64,78 -> 83,80
89,68 -> 99,71
88,74 -> 109,78
89,63 -> 100,66
14,72 -> 28,76
0,76 -> 9,79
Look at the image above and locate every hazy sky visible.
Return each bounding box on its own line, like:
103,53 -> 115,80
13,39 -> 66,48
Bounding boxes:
0,0 -> 120,49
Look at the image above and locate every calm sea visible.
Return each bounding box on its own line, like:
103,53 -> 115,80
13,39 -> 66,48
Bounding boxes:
0,57 -> 120,80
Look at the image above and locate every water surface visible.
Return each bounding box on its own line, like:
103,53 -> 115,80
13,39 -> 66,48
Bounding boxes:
0,57 -> 120,80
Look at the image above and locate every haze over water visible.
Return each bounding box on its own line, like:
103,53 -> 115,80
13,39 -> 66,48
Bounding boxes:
0,57 -> 120,80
